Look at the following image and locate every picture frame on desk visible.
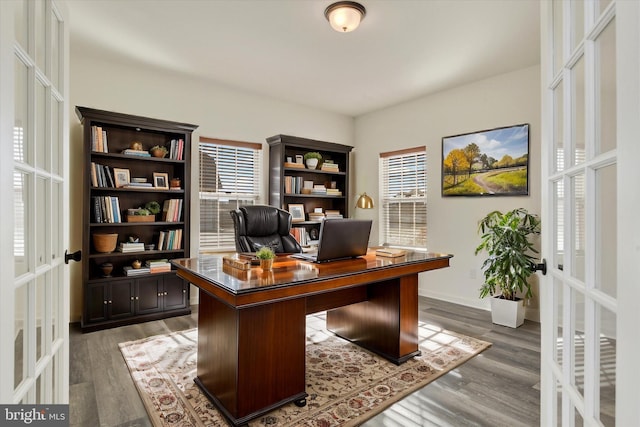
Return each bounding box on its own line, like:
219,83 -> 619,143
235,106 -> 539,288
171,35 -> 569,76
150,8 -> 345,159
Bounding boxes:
113,168 -> 130,188
288,204 -> 305,222
153,172 -> 169,189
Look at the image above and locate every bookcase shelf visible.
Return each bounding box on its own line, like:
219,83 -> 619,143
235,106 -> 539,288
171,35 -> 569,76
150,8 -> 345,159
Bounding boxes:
77,106 -> 198,332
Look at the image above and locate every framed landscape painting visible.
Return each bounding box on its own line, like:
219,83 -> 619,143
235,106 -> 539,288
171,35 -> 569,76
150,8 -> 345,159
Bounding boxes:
441,123 -> 530,197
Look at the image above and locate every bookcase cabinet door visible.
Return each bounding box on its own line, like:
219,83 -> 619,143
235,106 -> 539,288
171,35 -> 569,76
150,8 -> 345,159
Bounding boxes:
109,280 -> 136,319
163,275 -> 188,311
136,276 -> 163,315
86,284 -> 108,323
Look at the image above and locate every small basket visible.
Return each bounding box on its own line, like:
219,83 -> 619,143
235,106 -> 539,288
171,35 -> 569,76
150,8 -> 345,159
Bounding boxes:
93,233 -> 118,253
127,215 -> 155,223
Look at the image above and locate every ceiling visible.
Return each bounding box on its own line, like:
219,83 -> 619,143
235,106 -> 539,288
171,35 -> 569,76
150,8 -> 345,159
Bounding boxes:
66,0 -> 541,117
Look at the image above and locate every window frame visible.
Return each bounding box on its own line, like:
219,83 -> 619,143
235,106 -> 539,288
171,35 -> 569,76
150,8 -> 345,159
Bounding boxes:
198,137 -> 262,253
378,146 -> 427,250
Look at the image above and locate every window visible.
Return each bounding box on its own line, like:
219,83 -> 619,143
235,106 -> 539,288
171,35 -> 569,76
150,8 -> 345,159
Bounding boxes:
379,147 -> 427,249
199,137 -> 262,252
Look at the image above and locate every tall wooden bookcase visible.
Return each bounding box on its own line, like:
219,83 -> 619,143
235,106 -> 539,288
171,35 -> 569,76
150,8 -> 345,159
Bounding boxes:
76,106 -> 198,331
267,134 -> 353,243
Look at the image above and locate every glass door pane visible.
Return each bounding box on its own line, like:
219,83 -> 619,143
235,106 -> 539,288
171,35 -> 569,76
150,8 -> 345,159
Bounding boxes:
571,174 -> 585,282
595,18 -> 617,155
595,164 -> 616,298
571,57 -> 585,166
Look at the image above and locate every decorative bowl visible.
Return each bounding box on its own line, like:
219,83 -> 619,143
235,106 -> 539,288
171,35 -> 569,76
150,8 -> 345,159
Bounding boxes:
93,233 -> 118,253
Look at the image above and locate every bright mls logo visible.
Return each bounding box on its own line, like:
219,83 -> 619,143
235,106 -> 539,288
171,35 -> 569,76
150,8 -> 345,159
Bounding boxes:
1,405 -> 68,426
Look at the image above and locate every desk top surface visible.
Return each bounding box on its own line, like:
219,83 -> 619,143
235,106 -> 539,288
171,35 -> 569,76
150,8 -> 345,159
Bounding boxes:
172,250 -> 452,295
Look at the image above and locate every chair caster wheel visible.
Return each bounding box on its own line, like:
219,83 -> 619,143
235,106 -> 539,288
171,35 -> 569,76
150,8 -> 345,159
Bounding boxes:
294,398 -> 307,407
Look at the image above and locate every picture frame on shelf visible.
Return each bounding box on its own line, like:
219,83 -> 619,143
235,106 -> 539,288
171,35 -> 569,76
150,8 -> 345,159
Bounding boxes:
288,204 -> 305,222
113,168 -> 130,188
295,154 -> 303,165
153,172 -> 169,189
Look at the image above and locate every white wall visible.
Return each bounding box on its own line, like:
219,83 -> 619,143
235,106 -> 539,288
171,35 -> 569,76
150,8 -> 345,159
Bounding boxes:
354,65 -> 542,319
68,53 -> 354,321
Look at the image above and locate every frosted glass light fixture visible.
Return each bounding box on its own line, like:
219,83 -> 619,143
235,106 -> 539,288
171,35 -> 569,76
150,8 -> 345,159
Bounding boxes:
324,1 -> 366,33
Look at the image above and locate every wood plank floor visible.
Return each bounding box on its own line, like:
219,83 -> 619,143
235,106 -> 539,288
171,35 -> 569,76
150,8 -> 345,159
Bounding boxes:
69,297 -> 540,427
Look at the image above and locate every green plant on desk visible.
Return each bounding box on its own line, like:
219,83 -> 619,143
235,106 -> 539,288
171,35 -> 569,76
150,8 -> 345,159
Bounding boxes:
255,247 -> 276,260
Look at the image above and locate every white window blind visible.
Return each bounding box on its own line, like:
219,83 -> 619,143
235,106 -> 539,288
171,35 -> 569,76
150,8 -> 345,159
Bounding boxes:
379,147 -> 427,249
199,137 -> 262,252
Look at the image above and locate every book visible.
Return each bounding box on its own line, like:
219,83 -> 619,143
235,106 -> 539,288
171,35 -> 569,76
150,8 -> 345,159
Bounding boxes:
376,248 -> 407,258
123,266 -> 150,276
121,149 -> 151,157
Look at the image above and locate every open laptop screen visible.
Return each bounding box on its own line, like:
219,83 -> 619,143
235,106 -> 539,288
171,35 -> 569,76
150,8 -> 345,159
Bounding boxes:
292,219 -> 372,263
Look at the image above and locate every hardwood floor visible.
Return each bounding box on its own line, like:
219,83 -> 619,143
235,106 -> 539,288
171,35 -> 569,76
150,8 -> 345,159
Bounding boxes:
69,297 -> 540,427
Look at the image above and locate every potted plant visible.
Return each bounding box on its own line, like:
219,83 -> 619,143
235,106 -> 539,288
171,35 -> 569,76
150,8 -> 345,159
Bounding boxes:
145,201 -> 161,218
475,208 -> 541,328
255,246 -> 276,271
149,145 -> 168,158
303,151 -> 322,169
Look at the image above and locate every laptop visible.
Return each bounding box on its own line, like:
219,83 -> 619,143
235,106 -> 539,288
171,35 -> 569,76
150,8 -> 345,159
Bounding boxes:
292,218 -> 372,263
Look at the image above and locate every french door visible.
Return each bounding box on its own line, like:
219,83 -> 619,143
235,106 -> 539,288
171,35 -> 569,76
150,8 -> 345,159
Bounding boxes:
0,0 -> 69,405
541,0 -> 639,425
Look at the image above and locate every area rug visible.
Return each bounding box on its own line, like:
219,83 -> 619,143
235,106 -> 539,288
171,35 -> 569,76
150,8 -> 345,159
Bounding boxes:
119,319 -> 491,426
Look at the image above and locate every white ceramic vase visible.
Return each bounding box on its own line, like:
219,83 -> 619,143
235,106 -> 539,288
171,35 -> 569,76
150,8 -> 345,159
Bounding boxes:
305,158 -> 319,169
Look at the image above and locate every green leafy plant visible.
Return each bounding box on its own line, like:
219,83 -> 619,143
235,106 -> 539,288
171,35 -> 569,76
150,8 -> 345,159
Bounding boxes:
303,151 -> 322,161
145,201 -> 161,215
255,246 -> 276,260
149,145 -> 168,156
133,208 -> 150,216
475,208 -> 541,300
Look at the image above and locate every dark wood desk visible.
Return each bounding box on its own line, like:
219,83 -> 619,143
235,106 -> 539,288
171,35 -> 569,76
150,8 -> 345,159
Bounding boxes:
172,250 -> 452,426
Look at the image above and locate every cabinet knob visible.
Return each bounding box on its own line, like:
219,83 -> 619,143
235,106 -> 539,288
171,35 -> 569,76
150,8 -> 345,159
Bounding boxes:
136,296 -> 139,300
164,291 -> 168,296
108,300 -> 112,304
130,296 -> 134,301
158,292 -> 162,297
103,300 -> 107,305
182,289 -> 186,293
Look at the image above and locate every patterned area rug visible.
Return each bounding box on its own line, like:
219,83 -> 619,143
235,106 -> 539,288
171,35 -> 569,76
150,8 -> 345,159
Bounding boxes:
119,317 -> 491,426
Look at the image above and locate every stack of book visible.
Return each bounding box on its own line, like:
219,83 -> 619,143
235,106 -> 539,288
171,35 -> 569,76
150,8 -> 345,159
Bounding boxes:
123,266 -> 150,276
92,196 -> 121,223
90,126 -> 108,153
326,188 -> 342,196
158,229 -> 182,250
308,211 -> 325,222
121,149 -> 151,157
284,176 -> 304,194
291,226 -> 311,246
146,259 -> 172,273
320,161 -> 339,172
325,210 -> 343,219
162,199 -> 183,222
311,184 -> 327,194
117,242 -> 145,253
222,255 -> 251,271
90,162 -> 115,188
169,139 -> 185,160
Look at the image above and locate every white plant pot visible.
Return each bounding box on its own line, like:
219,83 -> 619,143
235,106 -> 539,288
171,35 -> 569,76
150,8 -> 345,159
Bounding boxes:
490,296 -> 525,328
305,158 -> 319,169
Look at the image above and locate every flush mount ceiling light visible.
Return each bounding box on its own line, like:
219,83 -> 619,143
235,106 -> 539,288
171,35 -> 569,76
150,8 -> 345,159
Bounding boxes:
324,1 -> 366,33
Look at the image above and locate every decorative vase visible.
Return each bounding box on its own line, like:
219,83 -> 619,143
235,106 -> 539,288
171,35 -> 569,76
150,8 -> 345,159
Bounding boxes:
305,158 -> 319,169
151,148 -> 166,158
100,262 -> 113,277
490,296 -> 525,328
132,259 -> 142,269
170,178 -> 181,189
260,259 -> 274,271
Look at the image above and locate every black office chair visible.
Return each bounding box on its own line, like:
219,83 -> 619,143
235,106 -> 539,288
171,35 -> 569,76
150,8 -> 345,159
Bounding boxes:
230,205 -> 303,253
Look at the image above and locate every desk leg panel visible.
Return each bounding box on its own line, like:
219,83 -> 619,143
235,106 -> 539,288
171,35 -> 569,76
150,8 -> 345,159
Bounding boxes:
196,290 -> 307,424
326,274 -> 420,364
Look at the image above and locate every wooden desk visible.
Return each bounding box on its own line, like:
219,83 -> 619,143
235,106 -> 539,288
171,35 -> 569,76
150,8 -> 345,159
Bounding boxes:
172,250 -> 452,426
